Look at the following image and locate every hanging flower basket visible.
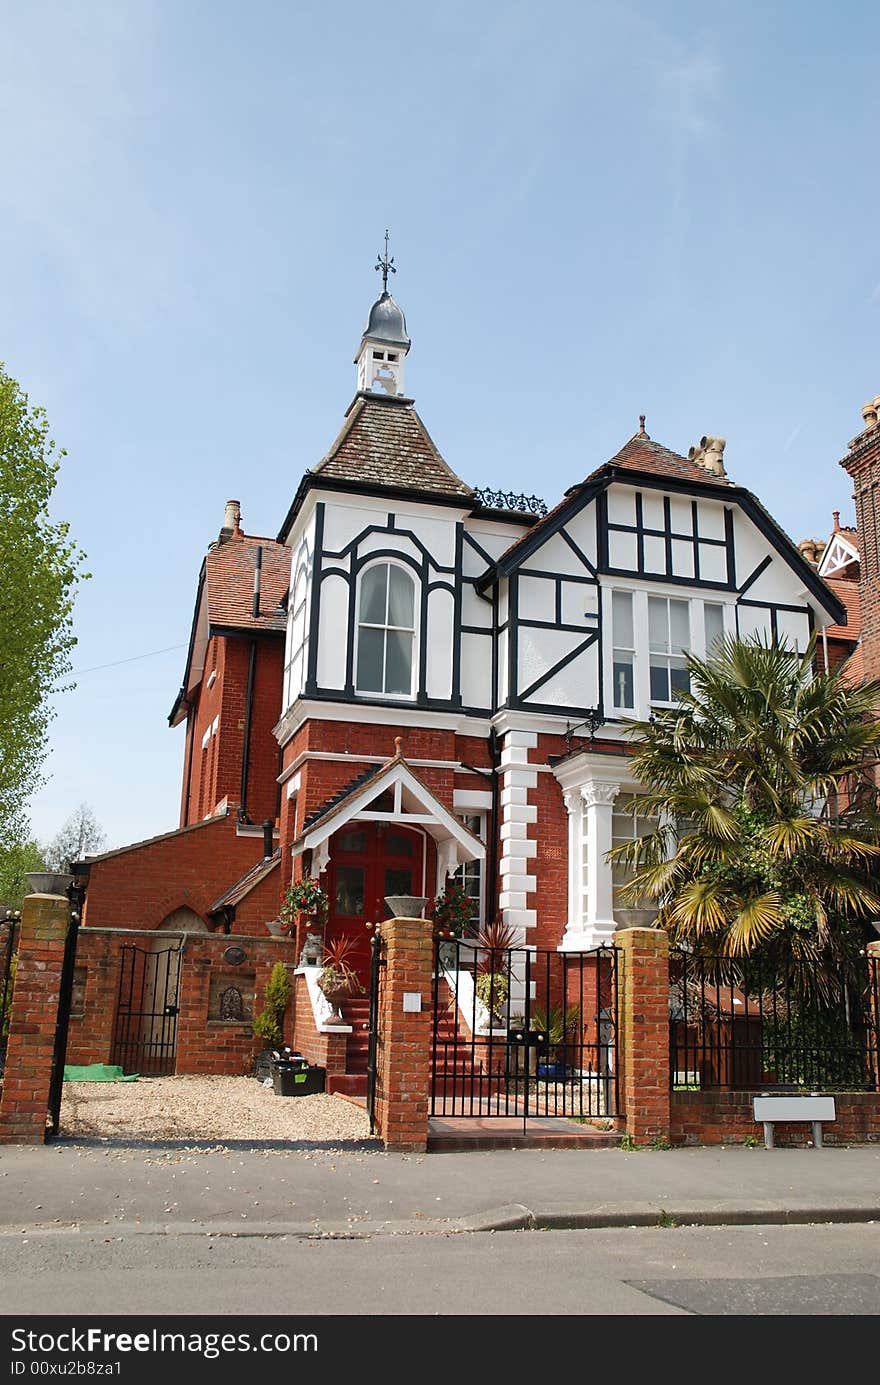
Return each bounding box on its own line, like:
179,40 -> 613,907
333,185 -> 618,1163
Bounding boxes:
278,879 -> 329,935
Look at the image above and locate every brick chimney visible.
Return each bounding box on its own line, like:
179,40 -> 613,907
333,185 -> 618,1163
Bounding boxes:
840,395 -> 880,680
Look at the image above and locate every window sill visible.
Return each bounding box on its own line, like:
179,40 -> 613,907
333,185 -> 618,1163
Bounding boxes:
354,690 -> 417,703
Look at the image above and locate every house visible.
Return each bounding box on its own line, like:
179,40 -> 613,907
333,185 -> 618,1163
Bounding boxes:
77,264 -> 848,1080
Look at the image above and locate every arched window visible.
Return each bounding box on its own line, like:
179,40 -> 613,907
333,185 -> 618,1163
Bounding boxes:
356,562 -> 416,696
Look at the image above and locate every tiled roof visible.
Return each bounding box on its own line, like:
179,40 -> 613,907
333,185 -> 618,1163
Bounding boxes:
205,535 -> 289,634
823,577 -> 860,642
210,849 -> 280,913
312,393 -> 473,500
590,433 -> 732,488
495,430 -> 732,572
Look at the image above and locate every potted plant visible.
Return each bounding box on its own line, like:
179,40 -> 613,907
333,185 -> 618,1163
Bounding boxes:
278,877 -> 329,935
530,1002 -> 580,1079
317,934 -> 365,1015
474,919 -> 518,1028
251,961 -> 291,1078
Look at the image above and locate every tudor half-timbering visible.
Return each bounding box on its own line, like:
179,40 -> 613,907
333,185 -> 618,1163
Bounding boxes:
273,285 -> 847,968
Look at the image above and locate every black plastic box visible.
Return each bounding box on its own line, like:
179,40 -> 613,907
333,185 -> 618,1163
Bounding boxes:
272,1064 -> 326,1097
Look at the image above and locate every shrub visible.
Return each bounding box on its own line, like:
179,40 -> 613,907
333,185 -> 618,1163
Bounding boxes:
252,961 -> 290,1047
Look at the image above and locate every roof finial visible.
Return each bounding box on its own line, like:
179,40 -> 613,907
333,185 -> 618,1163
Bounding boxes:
638,414 -> 646,435
375,229 -> 396,294
394,735 -> 402,757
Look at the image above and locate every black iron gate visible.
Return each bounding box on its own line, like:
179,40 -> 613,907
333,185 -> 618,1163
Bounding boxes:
0,910 -> 20,1077
365,930 -> 385,1134
431,940 -> 618,1130
111,944 -> 182,1076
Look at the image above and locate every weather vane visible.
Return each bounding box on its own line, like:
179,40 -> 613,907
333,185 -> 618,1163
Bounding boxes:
375,229 -> 396,293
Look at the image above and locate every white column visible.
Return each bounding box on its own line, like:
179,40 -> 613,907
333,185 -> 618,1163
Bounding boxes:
559,789 -> 583,949
560,779 -> 620,949
498,730 -> 538,942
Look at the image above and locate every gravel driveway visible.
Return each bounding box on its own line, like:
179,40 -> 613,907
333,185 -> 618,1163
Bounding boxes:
60,1075 -> 374,1144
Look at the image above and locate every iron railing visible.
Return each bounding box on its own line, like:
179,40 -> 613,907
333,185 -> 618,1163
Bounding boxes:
431,941 -> 617,1131
669,948 -> 879,1092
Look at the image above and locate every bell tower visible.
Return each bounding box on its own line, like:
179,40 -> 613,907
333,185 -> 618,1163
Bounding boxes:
355,231 -> 411,397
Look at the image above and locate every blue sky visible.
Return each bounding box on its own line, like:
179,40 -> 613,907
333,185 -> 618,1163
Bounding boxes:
3,1 -> 878,851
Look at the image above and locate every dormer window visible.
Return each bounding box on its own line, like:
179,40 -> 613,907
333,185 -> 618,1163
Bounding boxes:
355,562 -> 417,697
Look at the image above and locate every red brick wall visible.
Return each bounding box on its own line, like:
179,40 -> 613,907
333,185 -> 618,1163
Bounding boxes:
671,1089 -> 880,1147
291,974 -> 349,1073
83,815 -> 269,931
528,733 -> 570,950
179,634 -> 283,828
66,929 -> 295,1075
841,428 -> 880,682
184,636 -> 225,826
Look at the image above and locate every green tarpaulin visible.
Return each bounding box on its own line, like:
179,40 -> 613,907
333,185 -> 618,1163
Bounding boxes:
63,1063 -> 139,1082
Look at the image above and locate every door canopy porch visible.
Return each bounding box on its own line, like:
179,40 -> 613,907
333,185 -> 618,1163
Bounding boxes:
291,743 -> 484,892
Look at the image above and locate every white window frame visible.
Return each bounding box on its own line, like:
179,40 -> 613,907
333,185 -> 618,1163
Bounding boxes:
354,559 -> 419,700
610,793 -> 658,911
452,813 -> 485,932
603,581 -> 734,717
284,561 -> 310,707
647,594 -> 692,708
610,589 -> 636,714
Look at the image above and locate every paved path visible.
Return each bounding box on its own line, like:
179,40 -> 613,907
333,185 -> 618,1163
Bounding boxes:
2,1139 -> 879,1236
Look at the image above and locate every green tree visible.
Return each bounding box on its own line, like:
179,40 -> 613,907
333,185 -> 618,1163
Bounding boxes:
608,636 -> 880,1000
0,838 -> 46,911
0,364 -> 87,843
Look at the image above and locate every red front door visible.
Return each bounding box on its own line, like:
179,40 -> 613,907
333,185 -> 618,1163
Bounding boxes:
325,823 -> 425,982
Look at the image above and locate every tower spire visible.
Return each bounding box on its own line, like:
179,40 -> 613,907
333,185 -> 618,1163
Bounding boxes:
374,229 -> 396,294
356,236 -> 411,397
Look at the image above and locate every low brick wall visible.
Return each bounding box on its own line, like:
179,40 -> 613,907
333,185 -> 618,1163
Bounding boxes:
291,974 -> 349,1073
671,1089 -> 880,1146
67,928 -> 295,1075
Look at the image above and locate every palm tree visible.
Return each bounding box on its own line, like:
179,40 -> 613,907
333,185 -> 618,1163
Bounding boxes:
607,635 -> 880,1000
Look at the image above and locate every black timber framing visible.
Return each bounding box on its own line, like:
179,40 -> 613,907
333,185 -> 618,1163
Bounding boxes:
482,464 -> 845,627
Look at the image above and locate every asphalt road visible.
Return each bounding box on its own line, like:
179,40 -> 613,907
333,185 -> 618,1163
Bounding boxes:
2,1222 -> 878,1316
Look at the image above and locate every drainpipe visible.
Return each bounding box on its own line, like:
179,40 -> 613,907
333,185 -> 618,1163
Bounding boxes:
239,638 -> 257,823
821,625 -> 829,674
486,727 -> 501,924
183,701 -> 195,826
274,745 -> 283,822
